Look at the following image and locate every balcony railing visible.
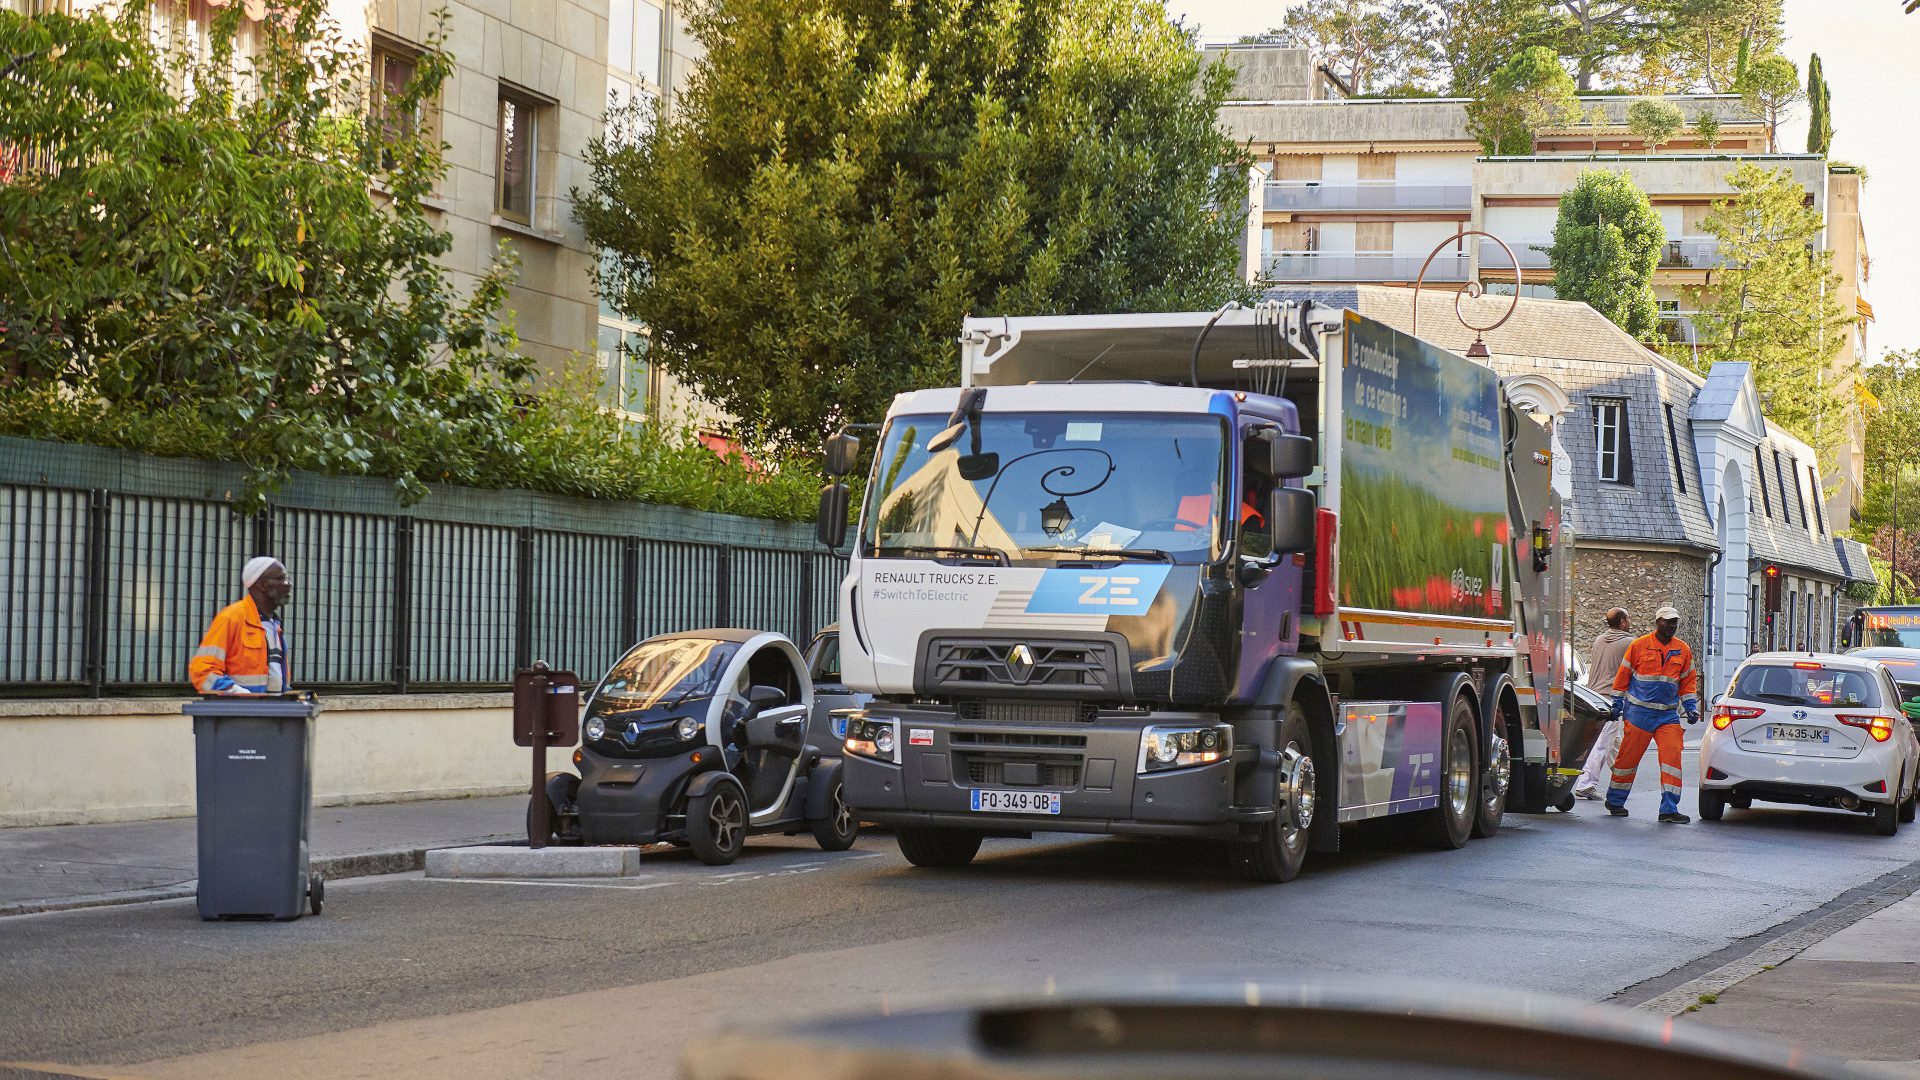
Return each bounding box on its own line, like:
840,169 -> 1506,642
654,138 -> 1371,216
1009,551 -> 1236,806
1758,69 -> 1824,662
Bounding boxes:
1260,251 -> 1470,282
1657,238 -> 1725,269
1479,239 -> 1553,270
1262,181 -> 1472,212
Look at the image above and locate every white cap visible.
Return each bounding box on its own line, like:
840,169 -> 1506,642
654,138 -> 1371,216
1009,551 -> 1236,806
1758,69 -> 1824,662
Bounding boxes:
243,556 -> 284,590
1654,604 -> 1681,622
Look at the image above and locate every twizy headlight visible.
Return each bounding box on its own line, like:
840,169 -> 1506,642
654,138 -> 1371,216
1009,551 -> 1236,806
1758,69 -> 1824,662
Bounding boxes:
584,716 -> 607,742
675,715 -> 702,741
1138,725 -> 1232,774
846,717 -> 901,763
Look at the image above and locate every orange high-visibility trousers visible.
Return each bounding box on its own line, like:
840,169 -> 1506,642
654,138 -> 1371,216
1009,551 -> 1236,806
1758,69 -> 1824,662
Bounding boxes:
1606,722 -> 1684,815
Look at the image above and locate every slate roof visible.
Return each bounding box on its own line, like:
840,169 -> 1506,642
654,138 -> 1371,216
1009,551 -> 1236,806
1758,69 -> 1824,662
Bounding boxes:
1264,285 -> 1867,584
1745,424 -> 1853,580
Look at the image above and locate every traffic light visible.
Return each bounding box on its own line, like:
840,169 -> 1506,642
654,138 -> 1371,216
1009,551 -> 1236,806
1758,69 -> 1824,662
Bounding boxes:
1763,563 -> 1782,613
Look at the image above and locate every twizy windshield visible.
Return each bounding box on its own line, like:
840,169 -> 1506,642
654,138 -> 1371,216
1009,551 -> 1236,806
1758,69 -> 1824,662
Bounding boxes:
595,638 -> 738,708
861,412 -> 1229,565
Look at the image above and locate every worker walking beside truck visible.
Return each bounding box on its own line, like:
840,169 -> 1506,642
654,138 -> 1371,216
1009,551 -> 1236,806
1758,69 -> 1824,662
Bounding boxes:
1606,605 -> 1700,824
1573,608 -> 1634,800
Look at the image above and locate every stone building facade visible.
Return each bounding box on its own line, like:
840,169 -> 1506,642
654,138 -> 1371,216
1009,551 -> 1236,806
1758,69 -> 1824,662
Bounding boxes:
1568,547 -> 1709,661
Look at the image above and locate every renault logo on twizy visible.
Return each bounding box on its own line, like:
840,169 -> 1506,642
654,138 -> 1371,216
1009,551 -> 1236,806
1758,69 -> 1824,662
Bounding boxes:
1006,644 -> 1037,684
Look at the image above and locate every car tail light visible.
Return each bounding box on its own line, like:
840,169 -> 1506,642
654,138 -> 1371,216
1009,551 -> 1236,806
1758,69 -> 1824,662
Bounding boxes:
1711,705 -> 1763,730
1838,714 -> 1897,742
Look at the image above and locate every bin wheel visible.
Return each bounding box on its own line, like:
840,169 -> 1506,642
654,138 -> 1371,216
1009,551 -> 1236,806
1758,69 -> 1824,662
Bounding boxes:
1555,794 -> 1576,813
308,873 -> 324,916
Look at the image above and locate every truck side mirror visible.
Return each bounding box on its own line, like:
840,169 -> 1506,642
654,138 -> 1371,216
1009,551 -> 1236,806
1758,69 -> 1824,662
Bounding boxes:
1268,487 -> 1315,554
816,483 -> 850,549
1271,434 -> 1314,479
824,432 -> 861,478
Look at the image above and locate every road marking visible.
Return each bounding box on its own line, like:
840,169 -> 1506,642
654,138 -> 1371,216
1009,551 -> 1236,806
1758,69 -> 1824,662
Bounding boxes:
428,879 -> 675,891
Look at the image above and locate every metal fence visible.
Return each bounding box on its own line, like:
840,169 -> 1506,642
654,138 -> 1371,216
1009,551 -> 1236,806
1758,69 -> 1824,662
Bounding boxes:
1,476 -> 844,697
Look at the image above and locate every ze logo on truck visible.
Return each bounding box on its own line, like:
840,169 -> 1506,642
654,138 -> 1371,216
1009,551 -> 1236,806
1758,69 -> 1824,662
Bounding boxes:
1025,566 -> 1173,616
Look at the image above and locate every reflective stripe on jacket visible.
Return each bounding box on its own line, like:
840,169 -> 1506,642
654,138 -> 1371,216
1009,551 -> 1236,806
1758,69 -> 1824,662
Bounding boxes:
188,595 -> 287,694
1610,632 -> 1697,728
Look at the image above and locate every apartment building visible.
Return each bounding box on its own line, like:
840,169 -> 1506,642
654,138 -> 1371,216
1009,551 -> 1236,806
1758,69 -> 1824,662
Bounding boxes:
1208,43 -> 1874,524
27,0 -> 698,425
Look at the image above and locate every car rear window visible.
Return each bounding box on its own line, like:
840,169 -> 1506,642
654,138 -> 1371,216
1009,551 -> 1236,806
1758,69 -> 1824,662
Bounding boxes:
1729,664 -> 1883,709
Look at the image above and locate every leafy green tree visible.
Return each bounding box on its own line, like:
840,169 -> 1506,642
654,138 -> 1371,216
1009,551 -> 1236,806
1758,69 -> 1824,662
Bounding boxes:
577,0 -> 1250,444
1687,163 -> 1856,462
1737,52 -> 1800,152
1694,107 -> 1722,148
1547,170 -> 1665,336
1734,34 -> 1751,83
1805,52 -> 1832,154
1245,0 -> 1440,96
0,1 -> 532,501
1547,0 -> 1665,91
1627,97 -> 1685,149
1428,0 -> 1561,96
1664,0 -> 1782,92
1466,46 -> 1581,154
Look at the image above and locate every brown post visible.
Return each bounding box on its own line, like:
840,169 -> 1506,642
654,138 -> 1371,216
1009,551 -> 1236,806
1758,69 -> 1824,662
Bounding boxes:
527,662 -> 551,849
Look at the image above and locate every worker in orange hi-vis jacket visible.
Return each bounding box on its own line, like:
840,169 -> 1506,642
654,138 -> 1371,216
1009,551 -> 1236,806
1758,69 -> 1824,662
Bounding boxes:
1606,604 -> 1701,824
188,557 -> 293,695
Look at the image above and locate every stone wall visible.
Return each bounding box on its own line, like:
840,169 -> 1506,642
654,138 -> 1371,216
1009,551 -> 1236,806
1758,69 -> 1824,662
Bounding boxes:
1571,546 -> 1709,661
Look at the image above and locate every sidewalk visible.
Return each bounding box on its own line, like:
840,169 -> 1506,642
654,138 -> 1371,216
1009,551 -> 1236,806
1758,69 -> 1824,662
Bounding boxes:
1681,888 -> 1920,1078
0,795 -> 526,916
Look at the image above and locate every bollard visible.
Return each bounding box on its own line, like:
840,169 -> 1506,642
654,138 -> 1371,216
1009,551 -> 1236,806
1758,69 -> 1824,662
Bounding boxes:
513,662 -> 579,849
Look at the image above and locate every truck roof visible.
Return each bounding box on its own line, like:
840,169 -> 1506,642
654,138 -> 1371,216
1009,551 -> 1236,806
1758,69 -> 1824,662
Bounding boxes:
890,382 -> 1239,417
960,305 -> 1341,389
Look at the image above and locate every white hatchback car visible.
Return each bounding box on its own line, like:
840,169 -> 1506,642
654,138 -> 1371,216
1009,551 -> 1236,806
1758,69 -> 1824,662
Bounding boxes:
1700,652 -> 1920,834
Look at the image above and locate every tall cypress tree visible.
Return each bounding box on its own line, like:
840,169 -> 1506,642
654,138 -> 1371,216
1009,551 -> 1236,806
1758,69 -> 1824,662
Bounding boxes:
1806,53 -> 1833,154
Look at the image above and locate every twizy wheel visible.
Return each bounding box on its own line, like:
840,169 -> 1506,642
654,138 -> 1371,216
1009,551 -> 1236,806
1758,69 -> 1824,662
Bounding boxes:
687,783 -> 748,865
811,774 -> 859,852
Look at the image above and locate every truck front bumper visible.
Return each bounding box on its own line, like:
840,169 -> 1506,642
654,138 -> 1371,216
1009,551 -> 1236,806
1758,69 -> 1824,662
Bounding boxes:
841,705 -> 1261,841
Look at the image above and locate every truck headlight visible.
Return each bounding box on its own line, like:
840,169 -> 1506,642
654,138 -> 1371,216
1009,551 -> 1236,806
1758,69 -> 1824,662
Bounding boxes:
1138,725 -> 1232,774
585,717 -> 607,742
846,717 -> 900,763
675,715 -> 702,741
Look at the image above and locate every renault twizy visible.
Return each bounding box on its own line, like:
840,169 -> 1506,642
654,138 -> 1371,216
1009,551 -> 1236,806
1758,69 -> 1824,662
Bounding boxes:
535,629 -> 858,864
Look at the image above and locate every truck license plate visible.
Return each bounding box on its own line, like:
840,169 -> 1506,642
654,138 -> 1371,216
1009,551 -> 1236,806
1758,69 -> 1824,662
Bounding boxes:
970,789 -> 1061,815
1768,725 -> 1830,743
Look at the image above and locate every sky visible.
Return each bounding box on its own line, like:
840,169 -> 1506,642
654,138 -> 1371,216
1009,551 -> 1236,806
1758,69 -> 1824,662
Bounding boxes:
1163,0 -> 1917,364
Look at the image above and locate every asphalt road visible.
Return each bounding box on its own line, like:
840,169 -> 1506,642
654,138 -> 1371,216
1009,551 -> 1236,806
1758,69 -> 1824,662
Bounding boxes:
3,765 -> 1919,1080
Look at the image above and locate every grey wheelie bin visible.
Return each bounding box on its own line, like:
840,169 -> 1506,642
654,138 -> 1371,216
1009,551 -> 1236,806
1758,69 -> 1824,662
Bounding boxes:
184,695 -> 323,920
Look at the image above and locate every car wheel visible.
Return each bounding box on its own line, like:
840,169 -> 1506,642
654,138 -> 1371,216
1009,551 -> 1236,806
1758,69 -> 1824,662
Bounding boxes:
896,827 -> 983,868
1412,695 -> 1478,850
1902,781 -> 1917,825
687,783 -> 748,865
1231,704 -> 1316,883
1471,710 -> 1511,839
1873,798 -> 1900,837
1699,789 -> 1726,822
811,775 -> 860,852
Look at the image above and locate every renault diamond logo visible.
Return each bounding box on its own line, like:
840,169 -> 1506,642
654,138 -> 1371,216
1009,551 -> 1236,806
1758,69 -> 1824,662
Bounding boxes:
1006,643 -> 1037,685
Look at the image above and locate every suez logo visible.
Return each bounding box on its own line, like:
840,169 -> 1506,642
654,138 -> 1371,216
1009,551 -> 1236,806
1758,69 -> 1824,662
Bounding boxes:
1024,566 -> 1173,615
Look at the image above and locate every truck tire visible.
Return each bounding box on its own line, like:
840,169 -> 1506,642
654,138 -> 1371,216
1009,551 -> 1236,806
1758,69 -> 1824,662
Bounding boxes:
1471,702 -> 1511,839
687,783 -> 748,865
1230,704 -> 1314,883
1412,695 -> 1478,850
897,827 -> 983,868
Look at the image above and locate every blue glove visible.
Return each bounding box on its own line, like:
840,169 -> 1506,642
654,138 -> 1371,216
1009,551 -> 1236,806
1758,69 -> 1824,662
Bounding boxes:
1609,697 -> 1624,720
1684,705 -> 1701,725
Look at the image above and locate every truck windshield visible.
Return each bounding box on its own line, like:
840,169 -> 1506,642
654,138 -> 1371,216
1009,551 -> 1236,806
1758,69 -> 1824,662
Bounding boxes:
861,412 -> 1228,564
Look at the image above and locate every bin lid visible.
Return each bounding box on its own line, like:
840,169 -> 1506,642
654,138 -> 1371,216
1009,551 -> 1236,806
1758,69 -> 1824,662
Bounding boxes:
182,697 -> 318,718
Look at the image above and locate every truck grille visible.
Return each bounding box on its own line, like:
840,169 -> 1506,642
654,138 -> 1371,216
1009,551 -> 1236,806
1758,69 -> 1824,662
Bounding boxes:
950,730 -> 1088,749
966,759 -> 1083,788
955,701 -> 1097,725
926,638 -> 1121,696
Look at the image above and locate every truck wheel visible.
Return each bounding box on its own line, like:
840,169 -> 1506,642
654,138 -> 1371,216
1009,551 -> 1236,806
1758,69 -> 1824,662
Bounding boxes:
811,775 -> 860,851
1413,695 -> 1478,850
897,827 -> 982,868
1471,721 -> 1510,839
1699,789 -> 1726,821
1230,705 -> 1314,883
687,783 -> 748,865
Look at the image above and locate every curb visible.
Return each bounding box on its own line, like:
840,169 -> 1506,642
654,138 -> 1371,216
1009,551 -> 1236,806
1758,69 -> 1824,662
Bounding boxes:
0,834 -> 519,918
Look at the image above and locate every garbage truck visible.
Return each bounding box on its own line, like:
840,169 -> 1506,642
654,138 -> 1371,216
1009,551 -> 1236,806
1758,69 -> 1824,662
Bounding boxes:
814,301 -> 1580,881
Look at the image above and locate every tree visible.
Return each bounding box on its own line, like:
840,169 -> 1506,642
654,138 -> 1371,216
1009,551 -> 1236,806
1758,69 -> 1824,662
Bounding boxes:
1694,107 -> 1722,148
1427,0 -> 1560,96
1735,34 -> 1751,83
1466,46 -> 1581,155
1861,352 -> 1920,600
1805,52 -> 1833,154
1627,98 -> 1685,149
1548,170 -> 1665,337
1737,52 -> 1800,152
576,0 -> 1250,445
1664,0 -> 1783,92
1687,163 -> 1856,463
1547,0 -> 1665,91
0,1 -> 532,502
1248,0 -> 1440,97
